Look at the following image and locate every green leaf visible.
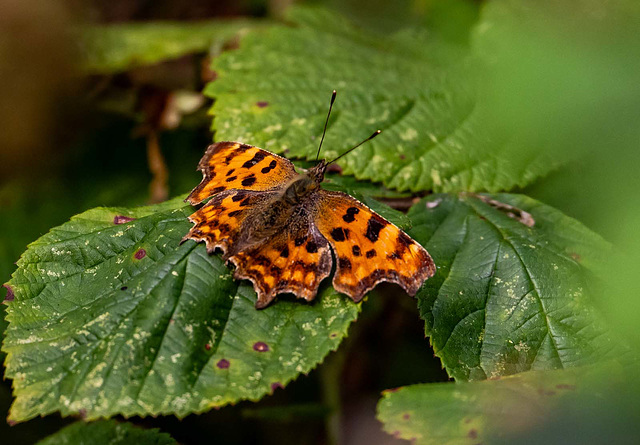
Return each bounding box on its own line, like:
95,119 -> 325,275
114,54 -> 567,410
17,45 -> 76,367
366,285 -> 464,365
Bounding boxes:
2,196 -> 360,422
205,6 -> 559,193
408,193 -> 620,381
80,20 -> 264,74
37,420 -> 176,445
376,365 -> 625,445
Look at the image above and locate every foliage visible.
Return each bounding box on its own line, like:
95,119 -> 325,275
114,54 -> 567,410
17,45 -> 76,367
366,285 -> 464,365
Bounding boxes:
3,197 -> 361,422
377,364 -> 638,445
80,20 -> 263,74
409,194 -> 618,381
2,1 -> 639,444
37,420 -> 177,445
205,7 -> 560,193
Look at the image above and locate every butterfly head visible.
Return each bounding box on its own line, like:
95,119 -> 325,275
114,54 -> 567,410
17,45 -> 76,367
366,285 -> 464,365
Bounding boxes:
307,159 -> 328,184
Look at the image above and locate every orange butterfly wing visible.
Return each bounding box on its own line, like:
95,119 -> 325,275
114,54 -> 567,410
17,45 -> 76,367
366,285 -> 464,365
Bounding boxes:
185,188 -> 275,255
229,225 -> 332,308
186,141 -> 298,205
314,190 -> 436,301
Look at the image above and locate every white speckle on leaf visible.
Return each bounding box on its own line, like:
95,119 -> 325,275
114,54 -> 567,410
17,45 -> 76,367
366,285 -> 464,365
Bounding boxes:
430,169 -> 441,186
400,128 -> 418,141
263,123 -> 282,133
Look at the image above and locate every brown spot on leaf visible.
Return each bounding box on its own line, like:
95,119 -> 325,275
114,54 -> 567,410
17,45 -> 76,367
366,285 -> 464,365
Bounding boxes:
120,286 -> 127,291
256,101 -> 269,108
113,215 -> 136,225
253,341 -> 269,352
134,249 -> 146,260
403,413 -> 410,420
3,284 -> 14,302
556,384 -> 577,390
216,359 -> 230,369
468,429 -> 478,439
205,343 -> 211,350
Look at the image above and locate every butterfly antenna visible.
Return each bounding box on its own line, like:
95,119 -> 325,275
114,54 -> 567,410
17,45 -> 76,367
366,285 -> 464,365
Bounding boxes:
327,130 -> 381,165
315,90 -> 337,161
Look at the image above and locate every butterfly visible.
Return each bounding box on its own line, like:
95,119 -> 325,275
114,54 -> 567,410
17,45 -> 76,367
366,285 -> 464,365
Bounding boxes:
183,91 -> 435,308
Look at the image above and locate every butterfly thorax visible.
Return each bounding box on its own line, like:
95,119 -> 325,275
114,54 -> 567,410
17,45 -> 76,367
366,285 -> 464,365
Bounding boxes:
282,161 -> 327,205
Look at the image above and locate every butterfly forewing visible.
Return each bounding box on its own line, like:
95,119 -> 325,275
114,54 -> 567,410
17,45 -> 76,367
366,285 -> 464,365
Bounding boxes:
186,142 -> 298,205
313,190 -> 436,301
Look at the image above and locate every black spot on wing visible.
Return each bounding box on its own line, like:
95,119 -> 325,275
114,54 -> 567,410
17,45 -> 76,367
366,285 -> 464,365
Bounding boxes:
306,241 -> 318,253
365,217 -> 387,242
226,168 -> 235,176
338,257 -> 352,271
211,186 -> 226,194
226,176 -> 237,182
342,206 -> 360,223
228,210 -> 242,218
242,175 -> 257,187
231,192 -> 246,202
330,227 -> 349,242
241,151 -> 266,169
365,249 -> 377,258
295,236 -> 307,246
261,159 -> 278,174
280,246 -> 289,258
352,245 -> 361,256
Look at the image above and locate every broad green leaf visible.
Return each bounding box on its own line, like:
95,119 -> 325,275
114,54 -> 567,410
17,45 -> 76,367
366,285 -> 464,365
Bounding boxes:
408,194 -> 620,381
377,365 -> 632,445
37,420 -> 176,445
80,20 -> 263,74
2,196 -> 361,422
205,6 -> 559,193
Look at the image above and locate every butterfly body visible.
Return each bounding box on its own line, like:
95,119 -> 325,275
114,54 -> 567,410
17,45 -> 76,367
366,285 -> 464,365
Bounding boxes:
184,141 -> 435,308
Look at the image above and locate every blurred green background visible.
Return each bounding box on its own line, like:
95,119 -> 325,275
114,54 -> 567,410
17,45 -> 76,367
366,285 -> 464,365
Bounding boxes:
1,0 -> 639,444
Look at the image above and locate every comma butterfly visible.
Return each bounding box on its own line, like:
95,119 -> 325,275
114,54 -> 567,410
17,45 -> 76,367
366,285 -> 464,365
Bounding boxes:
183,91 -> 435,308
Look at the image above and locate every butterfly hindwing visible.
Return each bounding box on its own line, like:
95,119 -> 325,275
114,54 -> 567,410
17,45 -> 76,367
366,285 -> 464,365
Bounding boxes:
314,190 -> 436,301
229,225 -> 332,308
184,189 -> 277,255
186,142 -> 298,205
